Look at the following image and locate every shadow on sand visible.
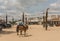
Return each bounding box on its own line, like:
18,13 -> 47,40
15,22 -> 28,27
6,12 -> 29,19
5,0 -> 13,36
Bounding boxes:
19,34 -> 32,37
0,31 -> 16,35
24,34 -> 32,37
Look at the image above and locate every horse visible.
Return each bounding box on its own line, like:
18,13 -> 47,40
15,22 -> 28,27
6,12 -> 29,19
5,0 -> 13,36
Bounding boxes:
16,24 -> 28,36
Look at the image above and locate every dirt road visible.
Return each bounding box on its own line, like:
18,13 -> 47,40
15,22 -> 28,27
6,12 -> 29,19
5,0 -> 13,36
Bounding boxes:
0,25 -> 60,41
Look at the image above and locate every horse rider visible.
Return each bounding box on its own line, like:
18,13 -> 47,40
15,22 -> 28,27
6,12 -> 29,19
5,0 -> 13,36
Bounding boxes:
19,21 -> 24,26
16,21 -> 24,26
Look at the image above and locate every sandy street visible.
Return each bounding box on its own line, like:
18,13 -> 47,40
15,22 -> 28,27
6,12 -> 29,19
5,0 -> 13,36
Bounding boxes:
0,25 -> 60,41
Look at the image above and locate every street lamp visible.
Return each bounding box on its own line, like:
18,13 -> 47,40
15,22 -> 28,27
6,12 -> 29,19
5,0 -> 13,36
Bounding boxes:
6,14 -> 8,24
45,8 -> 49,30
22,12 -> 25,23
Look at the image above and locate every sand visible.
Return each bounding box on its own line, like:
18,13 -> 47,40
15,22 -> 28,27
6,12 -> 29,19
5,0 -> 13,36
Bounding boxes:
0,25 -> 60,41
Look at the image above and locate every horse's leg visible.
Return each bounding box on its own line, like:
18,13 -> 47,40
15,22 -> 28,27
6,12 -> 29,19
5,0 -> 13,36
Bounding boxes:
24,30 -> 26,36
16,27 -> 19,35
17,30 -> 19,35
20,30 -> 22,35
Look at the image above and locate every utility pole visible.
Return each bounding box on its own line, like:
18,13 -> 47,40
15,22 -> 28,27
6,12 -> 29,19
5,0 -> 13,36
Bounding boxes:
45,8 -> 49,30
22,12 -> 25,23
6,14 -> 8,24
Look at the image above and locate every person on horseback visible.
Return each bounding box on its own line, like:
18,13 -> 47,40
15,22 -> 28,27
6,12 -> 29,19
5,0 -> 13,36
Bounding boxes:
19,21 -> 24,26
16,21 -> 24,26
16,21 -> 28,36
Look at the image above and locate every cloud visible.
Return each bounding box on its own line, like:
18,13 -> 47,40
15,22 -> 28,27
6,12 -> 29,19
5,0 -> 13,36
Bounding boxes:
17,0 -> 48,8
0,0 -> 48,14
50,0 -> 60,8
50,3 -> 57,7
49,0 -> 60,14
50,3 -> 60,8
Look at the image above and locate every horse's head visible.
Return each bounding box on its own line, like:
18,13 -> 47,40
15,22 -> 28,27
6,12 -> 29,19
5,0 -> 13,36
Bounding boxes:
24,24 -> 28,30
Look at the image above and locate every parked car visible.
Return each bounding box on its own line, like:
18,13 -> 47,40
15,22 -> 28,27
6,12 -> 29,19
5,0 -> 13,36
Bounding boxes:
0,23 -> 12,31
0,23 -> 12,29
4,23 -> 12,28
0,26 -> 2,31
0,23 -> 3,31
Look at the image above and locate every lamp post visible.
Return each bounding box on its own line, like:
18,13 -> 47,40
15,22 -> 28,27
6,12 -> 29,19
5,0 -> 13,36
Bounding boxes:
45,8 -> 49,30
22,12 -> 25,23
6,14 -> 8,24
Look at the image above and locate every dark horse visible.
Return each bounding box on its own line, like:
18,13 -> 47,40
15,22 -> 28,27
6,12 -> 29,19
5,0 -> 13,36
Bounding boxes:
16,24 -> 28,36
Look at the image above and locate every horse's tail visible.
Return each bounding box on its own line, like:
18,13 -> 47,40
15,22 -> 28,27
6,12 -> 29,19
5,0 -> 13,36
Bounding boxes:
16,25 -> 19,32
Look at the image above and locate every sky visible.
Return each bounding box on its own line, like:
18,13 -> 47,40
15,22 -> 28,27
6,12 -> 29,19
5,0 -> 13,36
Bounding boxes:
0,0 -> 60,20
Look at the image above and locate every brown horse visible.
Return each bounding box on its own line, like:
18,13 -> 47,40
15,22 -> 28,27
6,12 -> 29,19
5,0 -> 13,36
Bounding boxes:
16,24 -> 28,36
